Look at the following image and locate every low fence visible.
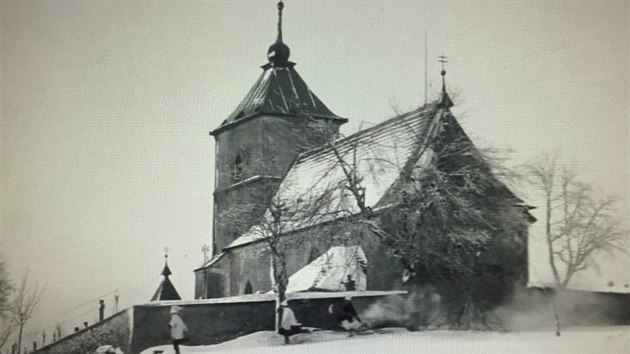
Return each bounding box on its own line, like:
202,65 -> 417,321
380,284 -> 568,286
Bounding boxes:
33,309 -> 132,354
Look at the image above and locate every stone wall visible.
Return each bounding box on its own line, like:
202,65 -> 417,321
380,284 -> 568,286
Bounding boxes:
34,309 -> 132,354
33,291 -> 405,354
131,291 -> 403,353
130,300 -> 274,353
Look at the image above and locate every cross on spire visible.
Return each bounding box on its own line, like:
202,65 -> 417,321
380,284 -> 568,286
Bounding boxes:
437,54 -> 453,109
161,247 -> 172,277
438,55 -> 448,89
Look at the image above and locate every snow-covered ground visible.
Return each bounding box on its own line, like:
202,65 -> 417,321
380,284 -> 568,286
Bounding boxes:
140,326 -> 629,354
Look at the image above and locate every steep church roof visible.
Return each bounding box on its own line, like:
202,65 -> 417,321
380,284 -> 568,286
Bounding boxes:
151,257 -> 181,301
214,66 -> 346,131
150,278 -> 181,302
225,98 -> 528,250
226,102 -> 444,249
211,1 -> 345,135
284,246 -> 368,293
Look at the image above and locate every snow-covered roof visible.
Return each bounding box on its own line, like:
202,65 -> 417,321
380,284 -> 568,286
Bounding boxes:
226,103 -> 441,249
285,246 -> 368,293
195,252 -> 227,271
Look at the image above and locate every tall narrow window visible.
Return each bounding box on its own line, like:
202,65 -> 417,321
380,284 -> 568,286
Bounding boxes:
308,246 -> 320,264
244,281 -> 253,294
233,155 -> 243,182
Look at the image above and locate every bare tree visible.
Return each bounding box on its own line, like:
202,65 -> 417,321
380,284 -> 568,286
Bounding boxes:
526,155 -> 628,289
218,141 -> 344,332
0,259 -> 15,351
7,272 -> 42,354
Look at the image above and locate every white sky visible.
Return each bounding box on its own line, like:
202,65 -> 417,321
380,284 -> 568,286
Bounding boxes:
1,0 -> 628,342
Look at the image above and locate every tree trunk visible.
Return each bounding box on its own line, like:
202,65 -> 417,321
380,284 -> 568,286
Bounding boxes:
543,192 -> 562,336
545,193 -> 561,286
549,290 -> 561,337
275,292 -> 285,333
270,253 -> 286,333
552,301 -> 561,336
17,323 -> 23,354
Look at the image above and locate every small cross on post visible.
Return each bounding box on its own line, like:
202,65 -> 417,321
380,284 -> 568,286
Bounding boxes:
163,247 -> 169,260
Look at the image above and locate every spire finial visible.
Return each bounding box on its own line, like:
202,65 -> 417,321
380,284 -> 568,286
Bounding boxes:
161,247 -> 172,277
266,0 -> 291,66
277,1 -> 284,43
438,55 -> 448,91
437,55 -> 454,109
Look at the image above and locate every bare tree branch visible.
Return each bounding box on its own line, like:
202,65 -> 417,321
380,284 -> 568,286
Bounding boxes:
526,154 -> 629,289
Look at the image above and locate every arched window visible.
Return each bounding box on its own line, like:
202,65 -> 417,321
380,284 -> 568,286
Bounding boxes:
244,281 -> 253,294
233,155 -> 243,182
308,246 -> 320,264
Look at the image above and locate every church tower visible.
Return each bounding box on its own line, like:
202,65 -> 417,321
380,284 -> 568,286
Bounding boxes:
209,1 -> 347,254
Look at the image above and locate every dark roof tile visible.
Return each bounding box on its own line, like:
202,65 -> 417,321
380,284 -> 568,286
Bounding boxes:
212,65 -> 345,134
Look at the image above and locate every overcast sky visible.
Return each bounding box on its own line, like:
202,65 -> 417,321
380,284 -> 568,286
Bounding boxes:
1,0 -> 628,342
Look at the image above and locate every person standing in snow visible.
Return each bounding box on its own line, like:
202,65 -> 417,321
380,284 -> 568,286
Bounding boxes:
278,299 -> 308,344
168,306 -> 188,354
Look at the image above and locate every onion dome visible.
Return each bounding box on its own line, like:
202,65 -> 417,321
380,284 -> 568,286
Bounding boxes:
267,1 -> 291,66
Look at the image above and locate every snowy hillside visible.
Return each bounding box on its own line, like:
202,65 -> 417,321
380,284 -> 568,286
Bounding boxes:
140,326 -> 629,354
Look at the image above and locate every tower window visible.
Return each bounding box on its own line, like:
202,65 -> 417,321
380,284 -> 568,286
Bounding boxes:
233,155 -> 243,182
244,280 -> 253,294
308,246 -> 320,263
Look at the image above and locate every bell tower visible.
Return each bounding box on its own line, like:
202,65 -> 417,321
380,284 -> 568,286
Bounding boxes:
209,1 -> 347,254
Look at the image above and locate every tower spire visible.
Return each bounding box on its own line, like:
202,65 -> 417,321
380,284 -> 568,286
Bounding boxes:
437,55 -> 453,109
438,55 -> 448,91
277,0 -> 284,43
162,250 -> 172,277
267,1 -> 291,66
151,249 -> 181,301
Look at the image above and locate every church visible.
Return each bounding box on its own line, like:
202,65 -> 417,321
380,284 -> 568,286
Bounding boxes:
194,1 -> 534,302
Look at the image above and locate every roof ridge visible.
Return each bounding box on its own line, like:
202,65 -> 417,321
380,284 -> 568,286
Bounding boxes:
296,103 -> 437,163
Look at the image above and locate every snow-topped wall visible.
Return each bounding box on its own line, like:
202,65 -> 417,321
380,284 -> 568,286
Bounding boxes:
34,291 -> 405,354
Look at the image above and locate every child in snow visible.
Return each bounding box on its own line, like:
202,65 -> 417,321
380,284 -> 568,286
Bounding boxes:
278,299 -> 309,344
168,306 -> 188,354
